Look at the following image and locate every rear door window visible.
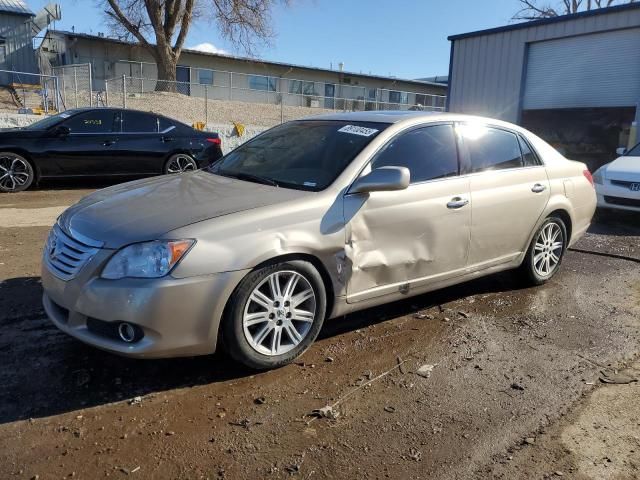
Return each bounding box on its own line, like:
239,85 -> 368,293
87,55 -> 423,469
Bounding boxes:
518,135 -> 541,167
158,117 -> 179,132
458,124 -> 523,172
370,124 -> 459,183
123,111 -> 159,133
63,110 -> 117,133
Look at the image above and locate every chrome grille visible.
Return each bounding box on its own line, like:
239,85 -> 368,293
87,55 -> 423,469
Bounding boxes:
44,225 -> 101,281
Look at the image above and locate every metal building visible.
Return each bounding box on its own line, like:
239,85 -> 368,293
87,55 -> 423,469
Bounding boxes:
447,3 -> 640,168
0,0 -> 37,76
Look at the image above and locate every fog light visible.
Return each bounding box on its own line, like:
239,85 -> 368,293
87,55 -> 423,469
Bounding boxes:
118,322 -> 137,343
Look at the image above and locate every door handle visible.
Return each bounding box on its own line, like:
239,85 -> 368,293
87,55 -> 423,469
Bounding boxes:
102,139 -> 116,146
531,183 -> 547,193
447,197 -> 469,209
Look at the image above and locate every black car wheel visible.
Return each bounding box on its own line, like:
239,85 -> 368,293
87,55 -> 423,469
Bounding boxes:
0,152 -> 34,193
164,153 -> 198,174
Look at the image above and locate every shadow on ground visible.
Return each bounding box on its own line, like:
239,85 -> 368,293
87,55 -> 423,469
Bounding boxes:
590,209 -> 640,236
0,268 -> 528,425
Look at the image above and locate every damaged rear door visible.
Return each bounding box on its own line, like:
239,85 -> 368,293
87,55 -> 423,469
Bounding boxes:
344,123 -> 471,303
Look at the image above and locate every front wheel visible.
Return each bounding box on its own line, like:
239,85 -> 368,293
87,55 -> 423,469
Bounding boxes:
222,261 -> 327,370
164,153 -> 197,174
519,216 -> 567,285
0,153 -> 34,193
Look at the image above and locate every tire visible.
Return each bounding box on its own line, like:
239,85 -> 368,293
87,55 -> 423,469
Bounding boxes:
519,216 -> 568,286
164,153 -> 198,174
222,260 -> 327,370
0,152 -> 34,193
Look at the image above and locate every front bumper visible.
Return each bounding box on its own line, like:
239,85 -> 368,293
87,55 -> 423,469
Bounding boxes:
42,255 -> 249,359
596,183 -> 640,212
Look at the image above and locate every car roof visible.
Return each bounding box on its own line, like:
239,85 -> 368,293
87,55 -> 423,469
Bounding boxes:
301,110 -> 525,130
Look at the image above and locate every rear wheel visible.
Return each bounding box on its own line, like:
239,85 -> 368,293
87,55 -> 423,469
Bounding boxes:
520,216 -> 567,285
164,153 -> 197,174
222,260 -> 327,370
0,152 -> 34,193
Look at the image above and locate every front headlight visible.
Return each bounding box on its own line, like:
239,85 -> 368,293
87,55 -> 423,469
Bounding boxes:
592,167 -> 605,185
102,239 -> 195,279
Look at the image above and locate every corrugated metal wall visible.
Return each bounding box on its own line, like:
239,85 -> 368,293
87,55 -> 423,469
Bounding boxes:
448,7 -> 640,122
0,12 -> 38,76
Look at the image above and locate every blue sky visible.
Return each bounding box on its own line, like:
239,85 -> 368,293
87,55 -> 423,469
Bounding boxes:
30,0 -> 519,79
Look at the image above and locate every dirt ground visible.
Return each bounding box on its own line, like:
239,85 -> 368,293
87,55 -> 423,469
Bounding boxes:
0,184 -> 639,480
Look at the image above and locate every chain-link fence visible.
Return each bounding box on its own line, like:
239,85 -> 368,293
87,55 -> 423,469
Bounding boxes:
51,64 -> 93,110
0,65 -> 447,127
103,72 -> 447,127
0,69 -> 59,114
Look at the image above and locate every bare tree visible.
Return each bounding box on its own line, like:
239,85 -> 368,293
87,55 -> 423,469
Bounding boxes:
103,0 -> 284,89
513,0 -> 636,20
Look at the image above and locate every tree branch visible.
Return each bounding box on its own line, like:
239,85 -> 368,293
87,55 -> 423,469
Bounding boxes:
105,0 -> 151,48
173,0 -> 195,54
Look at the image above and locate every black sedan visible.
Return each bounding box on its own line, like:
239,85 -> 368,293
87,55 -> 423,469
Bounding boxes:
0,108 -> 223,192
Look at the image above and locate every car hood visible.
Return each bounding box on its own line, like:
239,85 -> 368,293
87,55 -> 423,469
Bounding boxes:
605,155 -> 640,181
59,171 -> 310,249
0,128 -> 44,138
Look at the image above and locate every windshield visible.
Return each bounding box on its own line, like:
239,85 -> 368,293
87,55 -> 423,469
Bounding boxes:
22,110 -> 79,130
210,120 -> 387,191
626,142 -> 640,157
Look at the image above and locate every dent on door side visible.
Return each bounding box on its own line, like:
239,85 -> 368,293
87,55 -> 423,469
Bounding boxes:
342,193 -> 436,298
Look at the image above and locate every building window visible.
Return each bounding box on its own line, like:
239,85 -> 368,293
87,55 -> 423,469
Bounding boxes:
389,90 -> 409,104
289,80 -> 302,94
288,80 -> 317,95
198,69 -> 214,85
368,88 -> 377,100
249,75 -> 277,92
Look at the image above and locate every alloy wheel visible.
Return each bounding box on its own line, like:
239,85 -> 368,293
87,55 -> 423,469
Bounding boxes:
0,155 -> 31,191
242,270 -> 316,356
533,221 -> 564,277
166,154 -> 196,173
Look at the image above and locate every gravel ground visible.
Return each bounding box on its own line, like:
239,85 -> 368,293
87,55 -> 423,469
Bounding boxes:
0,186 -> 639,480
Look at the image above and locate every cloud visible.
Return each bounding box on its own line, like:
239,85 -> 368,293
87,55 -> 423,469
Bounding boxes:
189,42 -> 228,55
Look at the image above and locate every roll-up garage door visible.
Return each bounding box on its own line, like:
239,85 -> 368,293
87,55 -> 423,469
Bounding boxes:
523,28 -> 640,110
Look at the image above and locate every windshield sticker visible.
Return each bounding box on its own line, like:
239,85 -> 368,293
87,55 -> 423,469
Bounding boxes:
303,181 -> 317,187
338,125 -> 379,137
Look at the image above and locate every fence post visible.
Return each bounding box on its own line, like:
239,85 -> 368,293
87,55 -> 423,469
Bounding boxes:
229,72 -> 232,101
61,73 -> 66,108
204,84 -> 208,125
73,67 -> 78,108
54,75 -> 60,112
122,74 -> 127,109
105,79 -> 109,107
280,81 -> 284,124
88,63 -> 93,107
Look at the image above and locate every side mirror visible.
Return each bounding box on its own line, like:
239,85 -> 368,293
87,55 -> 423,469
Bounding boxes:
52,125 -> 70,136
616,147 -> 627,156
349,166 -> 410,194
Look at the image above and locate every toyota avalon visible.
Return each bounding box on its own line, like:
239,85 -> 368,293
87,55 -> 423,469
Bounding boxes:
41,112 -> 596,369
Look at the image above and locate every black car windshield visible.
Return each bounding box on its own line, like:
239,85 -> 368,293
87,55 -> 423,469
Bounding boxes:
210,120 -> 387,191
22,110 -> 81,130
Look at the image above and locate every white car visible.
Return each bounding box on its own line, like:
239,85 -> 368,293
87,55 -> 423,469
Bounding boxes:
594,145 -> 640,212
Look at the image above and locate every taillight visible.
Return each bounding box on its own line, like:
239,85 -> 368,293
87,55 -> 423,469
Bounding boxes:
206,138 -> 221,145
583,169 -> 594,187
